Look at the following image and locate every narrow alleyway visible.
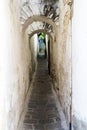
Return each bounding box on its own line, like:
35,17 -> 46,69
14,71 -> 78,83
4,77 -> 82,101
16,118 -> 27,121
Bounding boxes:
1,0 -> 87,130
23,58 -> 67,130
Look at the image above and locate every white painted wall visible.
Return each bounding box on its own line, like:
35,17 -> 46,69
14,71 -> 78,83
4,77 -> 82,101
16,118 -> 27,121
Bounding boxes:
46,34 -> 49,59
51,0 -> 72,127
0,1 -> 32,130
34,34 -> 39,61
72,0 -> 87,123
30,34 -> 38,71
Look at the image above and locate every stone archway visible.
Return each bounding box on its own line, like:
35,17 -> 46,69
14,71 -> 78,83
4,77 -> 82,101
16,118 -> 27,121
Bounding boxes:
29,29 -> 53,40
22,15 -> 57,32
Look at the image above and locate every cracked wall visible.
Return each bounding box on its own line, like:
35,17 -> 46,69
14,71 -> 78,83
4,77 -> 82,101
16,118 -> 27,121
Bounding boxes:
51,0 -> 72,128
0,0 -> 32,130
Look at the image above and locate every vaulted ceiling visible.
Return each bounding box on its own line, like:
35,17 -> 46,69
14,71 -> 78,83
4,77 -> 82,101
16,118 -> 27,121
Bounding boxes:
20,0 -> 59,35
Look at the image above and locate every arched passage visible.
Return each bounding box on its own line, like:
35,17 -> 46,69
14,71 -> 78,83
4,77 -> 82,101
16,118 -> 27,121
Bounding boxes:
22,15 -> 57,32
0,1 -> 74,130
29,29 -> 53,40
29,30 -> 53,74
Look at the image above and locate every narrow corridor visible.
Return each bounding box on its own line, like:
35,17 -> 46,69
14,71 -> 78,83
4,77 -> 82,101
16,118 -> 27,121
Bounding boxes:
23,58 -> 67,130
1,0 -> 87,130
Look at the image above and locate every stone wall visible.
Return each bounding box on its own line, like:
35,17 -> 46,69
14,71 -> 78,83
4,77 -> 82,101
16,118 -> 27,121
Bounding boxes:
0,0 -> 32,130
51,0 -> 72,128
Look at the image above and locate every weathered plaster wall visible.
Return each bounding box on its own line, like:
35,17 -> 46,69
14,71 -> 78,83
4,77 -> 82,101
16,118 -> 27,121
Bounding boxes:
72,0 -> 87,129
51,0 -> 72,128
30,34 -> 38,72
0,0 -> 32,130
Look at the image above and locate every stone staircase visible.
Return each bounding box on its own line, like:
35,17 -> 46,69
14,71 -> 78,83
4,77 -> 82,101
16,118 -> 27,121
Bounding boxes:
23,58 -> 67,130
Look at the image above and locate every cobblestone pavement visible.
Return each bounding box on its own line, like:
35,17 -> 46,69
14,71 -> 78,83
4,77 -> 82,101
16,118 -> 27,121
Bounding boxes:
23,58 -> 65,130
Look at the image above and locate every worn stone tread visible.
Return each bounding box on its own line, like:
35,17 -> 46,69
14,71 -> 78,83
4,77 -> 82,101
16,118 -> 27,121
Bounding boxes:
23,58 -> 63,130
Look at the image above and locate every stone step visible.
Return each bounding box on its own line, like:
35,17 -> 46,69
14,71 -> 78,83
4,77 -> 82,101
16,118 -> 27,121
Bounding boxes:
23,58 -> 63,130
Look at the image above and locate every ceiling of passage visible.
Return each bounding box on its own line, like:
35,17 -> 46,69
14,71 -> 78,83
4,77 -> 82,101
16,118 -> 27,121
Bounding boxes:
20,0 -> 59,34
28,21 -> 53,34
